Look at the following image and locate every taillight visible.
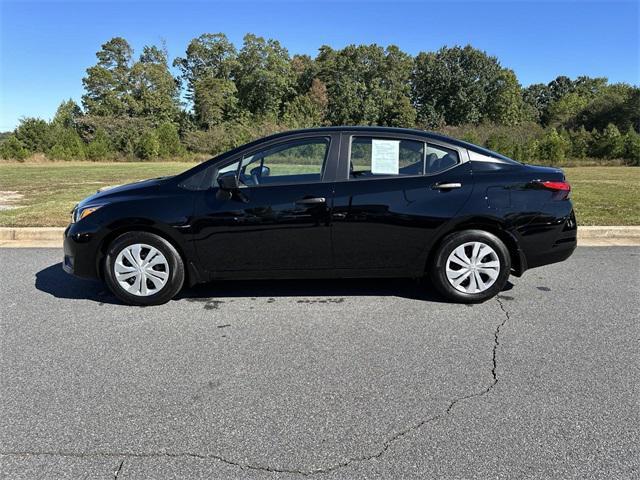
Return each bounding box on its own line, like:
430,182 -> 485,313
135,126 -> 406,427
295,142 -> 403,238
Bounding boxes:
540,180 -> 571,192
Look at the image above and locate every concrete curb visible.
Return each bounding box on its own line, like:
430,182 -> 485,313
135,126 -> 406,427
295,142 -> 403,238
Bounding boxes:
1,226 -> 640,247
0,227 -> 66,248
577,226 -> 640,239
0,227 -> 65,241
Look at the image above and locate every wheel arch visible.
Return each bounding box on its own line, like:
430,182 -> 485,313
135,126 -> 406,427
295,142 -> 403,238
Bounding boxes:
97,223 -> 202,286
425,218 -> 526,277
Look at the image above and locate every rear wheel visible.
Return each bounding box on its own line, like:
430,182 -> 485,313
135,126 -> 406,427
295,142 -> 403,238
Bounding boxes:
429,230 -> 511,303
104,232 -> 184,306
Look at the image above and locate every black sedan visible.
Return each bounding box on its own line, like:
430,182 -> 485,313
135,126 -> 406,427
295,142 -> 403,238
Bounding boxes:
63,127 -> 577,306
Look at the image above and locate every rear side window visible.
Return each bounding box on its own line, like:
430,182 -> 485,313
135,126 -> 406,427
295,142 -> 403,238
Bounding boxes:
425,144 -> 460,174
349,137 -> 425,179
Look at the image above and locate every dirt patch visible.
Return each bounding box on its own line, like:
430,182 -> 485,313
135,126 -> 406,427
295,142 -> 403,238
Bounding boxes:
0,191 -> 24,211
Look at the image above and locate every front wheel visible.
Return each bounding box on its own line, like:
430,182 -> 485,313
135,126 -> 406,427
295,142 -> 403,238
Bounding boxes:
104,232 -> 185,306
429,230 -> 511,303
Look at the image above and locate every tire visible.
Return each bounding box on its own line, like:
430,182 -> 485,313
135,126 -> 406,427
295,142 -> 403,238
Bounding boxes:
429,229 -> 511,303
104,232 -> 185,306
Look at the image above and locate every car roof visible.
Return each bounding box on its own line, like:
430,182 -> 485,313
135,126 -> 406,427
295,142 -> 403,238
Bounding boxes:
255,126 -> 466,146
236,126 -> 517,162
180,126 -> 518,179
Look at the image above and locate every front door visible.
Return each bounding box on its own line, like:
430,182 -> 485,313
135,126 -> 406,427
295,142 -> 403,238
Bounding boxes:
192,135 -> 336,276
331,134 -> 473,273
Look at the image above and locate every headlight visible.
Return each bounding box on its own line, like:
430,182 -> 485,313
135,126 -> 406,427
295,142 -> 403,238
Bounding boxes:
73,204 -> 104,222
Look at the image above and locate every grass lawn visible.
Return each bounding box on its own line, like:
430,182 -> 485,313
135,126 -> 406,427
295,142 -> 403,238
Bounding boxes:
0,162 -> 638,227
0,162 -> 196,227
564,167 -> 640,226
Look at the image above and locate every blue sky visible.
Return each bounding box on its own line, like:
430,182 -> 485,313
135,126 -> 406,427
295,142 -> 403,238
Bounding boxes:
0,0 -> 638,131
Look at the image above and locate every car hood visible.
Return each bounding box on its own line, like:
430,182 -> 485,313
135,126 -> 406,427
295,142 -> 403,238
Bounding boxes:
78,176 -> 172,206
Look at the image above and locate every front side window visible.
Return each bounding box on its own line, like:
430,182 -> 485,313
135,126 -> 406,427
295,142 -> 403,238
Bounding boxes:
236,137 -> 330,186
349,137 -> 424,179
425,144 -> 460,174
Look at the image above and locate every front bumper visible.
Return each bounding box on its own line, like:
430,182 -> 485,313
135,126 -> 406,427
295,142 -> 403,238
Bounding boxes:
63,224 -> 101,279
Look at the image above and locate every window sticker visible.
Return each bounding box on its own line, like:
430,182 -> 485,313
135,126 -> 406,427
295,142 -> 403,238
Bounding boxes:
371,139 -> 400,175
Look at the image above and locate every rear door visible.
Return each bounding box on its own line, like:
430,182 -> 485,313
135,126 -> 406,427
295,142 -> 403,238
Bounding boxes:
331,132 -> 473,274
191,134 -> 339,276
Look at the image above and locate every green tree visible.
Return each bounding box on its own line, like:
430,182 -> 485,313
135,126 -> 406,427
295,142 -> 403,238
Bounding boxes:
522,83 -> 551,123
486,69 -> 528,126
0,135 -> 29,160
173,33 -> 238,102
156,122 -> 184,157
547,76 -> 574,103
317,44 -> 415,127
136,130 -> 160,159
49,128 -> 86,160
291,54 -> 319,95
485,133 -> 516,159
621,87 -> 640,131
234,34 -> 296,117
537,128 -> 570,163
82,37 -> 134,116
52,99 -> 83,129
623,127 -> 640,165
545,92 -> 589,127
460,130 -> 481,145
14,117 -> 53,152
531,76 -> 612,126
76,115 -> 155,156
283,79 -> 328,128
85,128 -> 112,160
378,45 -> 416,127
130,45 -> 181,121
193,77 -> 239,128
522,76 -> 605,126
592,123 -> 625,159
573,84 -> 639,132
380,94 -> 416,127
572,76 -> 608,98
568,126 -> 591,158
412,45 -> 504,127
516,139 -> 539,163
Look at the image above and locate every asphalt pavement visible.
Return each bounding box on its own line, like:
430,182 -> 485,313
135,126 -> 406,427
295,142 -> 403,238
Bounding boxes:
0,247 -> 638,479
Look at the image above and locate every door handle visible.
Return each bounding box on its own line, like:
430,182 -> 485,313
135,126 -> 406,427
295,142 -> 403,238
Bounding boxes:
295,197 -> 326,205
432,182 -> 462,190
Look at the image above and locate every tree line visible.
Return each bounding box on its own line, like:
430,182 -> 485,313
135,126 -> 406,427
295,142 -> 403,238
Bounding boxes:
1,34 -> 638,165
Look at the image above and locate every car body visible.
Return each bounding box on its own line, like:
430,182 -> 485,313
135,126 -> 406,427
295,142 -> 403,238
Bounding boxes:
63,126 -> 577,305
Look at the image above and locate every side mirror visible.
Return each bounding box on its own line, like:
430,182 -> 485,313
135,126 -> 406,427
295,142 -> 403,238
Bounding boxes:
250,165 -> 270,178
217,171 -> 240,191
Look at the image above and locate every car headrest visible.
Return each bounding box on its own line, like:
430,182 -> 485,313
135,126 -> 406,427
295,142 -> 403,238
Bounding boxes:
440,153 -> 457,169
426,153 -> 439,170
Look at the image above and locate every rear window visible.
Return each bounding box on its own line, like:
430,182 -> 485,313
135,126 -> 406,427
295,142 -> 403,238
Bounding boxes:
349,137 -> 425,179
425,144 -> 460,174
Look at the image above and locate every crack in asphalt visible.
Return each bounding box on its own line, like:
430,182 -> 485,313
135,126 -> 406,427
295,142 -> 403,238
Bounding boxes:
0,298 -> 512,477
113,459 -> 125,479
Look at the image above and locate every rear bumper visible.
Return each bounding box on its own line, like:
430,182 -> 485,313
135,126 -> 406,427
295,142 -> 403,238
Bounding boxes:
526,238 -> 576,270
518,209 -> 577,272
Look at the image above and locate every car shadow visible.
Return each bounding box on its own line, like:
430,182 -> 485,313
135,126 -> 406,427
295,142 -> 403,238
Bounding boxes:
35,262 -> 514,306
179,277 -> 446,303
35,262 -> 121,305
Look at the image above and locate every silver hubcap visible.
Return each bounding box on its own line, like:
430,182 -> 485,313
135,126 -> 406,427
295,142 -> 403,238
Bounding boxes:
114,243 -> 170,297
445,241 -> 501,294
